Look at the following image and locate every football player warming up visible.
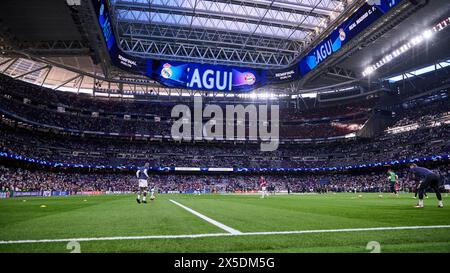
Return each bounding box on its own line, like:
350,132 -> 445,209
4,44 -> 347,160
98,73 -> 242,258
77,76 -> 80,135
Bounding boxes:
149,185 -> 156,201
260,176 -> 269,199
409,164 -> 443,208
413,181 -> 428,199
387,169 -> 399,197
136,162 -> 150,204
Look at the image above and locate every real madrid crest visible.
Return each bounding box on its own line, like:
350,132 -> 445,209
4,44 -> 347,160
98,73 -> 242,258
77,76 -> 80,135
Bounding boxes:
161,63 -> 173,79
339,28 -> 346,41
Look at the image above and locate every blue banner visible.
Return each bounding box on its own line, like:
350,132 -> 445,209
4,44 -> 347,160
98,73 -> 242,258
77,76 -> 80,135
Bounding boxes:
52,191 -> 70,196
13,191 -> 42,197
299,0 -> 401,75
1,151 -> 448,173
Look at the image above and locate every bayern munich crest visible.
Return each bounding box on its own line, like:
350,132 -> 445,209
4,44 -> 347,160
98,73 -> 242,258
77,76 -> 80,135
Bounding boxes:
244,72 -> 256,85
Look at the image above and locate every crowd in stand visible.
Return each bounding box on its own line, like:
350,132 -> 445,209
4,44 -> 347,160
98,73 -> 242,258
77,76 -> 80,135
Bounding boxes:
0,94 -> 365,138
0,80 -> 448,170
1,165 -> 448,194
388,97 -> 450,128
0,75 -> 449,194
1,120 -> 448,168
0,95 -> 169,135
0,74 -> 369,138
0,74 -> 374,121
280,100 -> 375,121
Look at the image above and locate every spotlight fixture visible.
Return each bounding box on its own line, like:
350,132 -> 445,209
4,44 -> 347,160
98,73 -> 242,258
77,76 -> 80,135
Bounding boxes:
362,17 -> 450,77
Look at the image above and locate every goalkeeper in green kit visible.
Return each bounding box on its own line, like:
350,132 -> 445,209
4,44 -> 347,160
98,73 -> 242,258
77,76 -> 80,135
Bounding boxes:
387,169 -> 399,196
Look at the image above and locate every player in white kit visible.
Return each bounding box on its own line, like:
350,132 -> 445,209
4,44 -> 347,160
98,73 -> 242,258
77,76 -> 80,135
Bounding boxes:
150,186 -> 156,201
260,176 -> 269,198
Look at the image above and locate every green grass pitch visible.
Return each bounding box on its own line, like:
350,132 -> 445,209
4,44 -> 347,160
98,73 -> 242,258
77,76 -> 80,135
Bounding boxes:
0,193 -> 449,253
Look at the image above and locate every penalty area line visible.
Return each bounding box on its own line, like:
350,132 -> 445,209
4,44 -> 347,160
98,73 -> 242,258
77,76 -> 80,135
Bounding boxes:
1,225 -> 450,245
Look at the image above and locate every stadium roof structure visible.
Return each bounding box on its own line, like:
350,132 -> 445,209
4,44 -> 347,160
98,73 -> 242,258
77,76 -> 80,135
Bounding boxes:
109,0 -> 349,69
0,0 -> 449,97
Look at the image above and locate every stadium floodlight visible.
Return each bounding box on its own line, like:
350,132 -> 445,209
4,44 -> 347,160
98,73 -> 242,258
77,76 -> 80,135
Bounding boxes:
382,54 -> 393,64
392,49 -> 401,57
410,35 -> 424,45
422,29 -> 434,39
361,16 -> 450,77
362,66 -> 375,77
400,44 -> 410,52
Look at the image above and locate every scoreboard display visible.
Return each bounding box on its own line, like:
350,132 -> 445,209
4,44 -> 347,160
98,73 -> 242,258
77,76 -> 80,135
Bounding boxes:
152,61 -> 265,92
92,0 -> 402,92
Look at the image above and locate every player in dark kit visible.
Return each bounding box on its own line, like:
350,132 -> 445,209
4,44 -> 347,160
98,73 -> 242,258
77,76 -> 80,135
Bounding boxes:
136,162 -> 150,204
414,181 -> 428,199
409,164 -> 443,208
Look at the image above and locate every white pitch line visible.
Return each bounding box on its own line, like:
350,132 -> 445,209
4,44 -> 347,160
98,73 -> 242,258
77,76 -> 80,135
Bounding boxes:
1,225 -> 450,245
240,225 -> 450,236
0,233 -> 231,245
169,199 -> 242,235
